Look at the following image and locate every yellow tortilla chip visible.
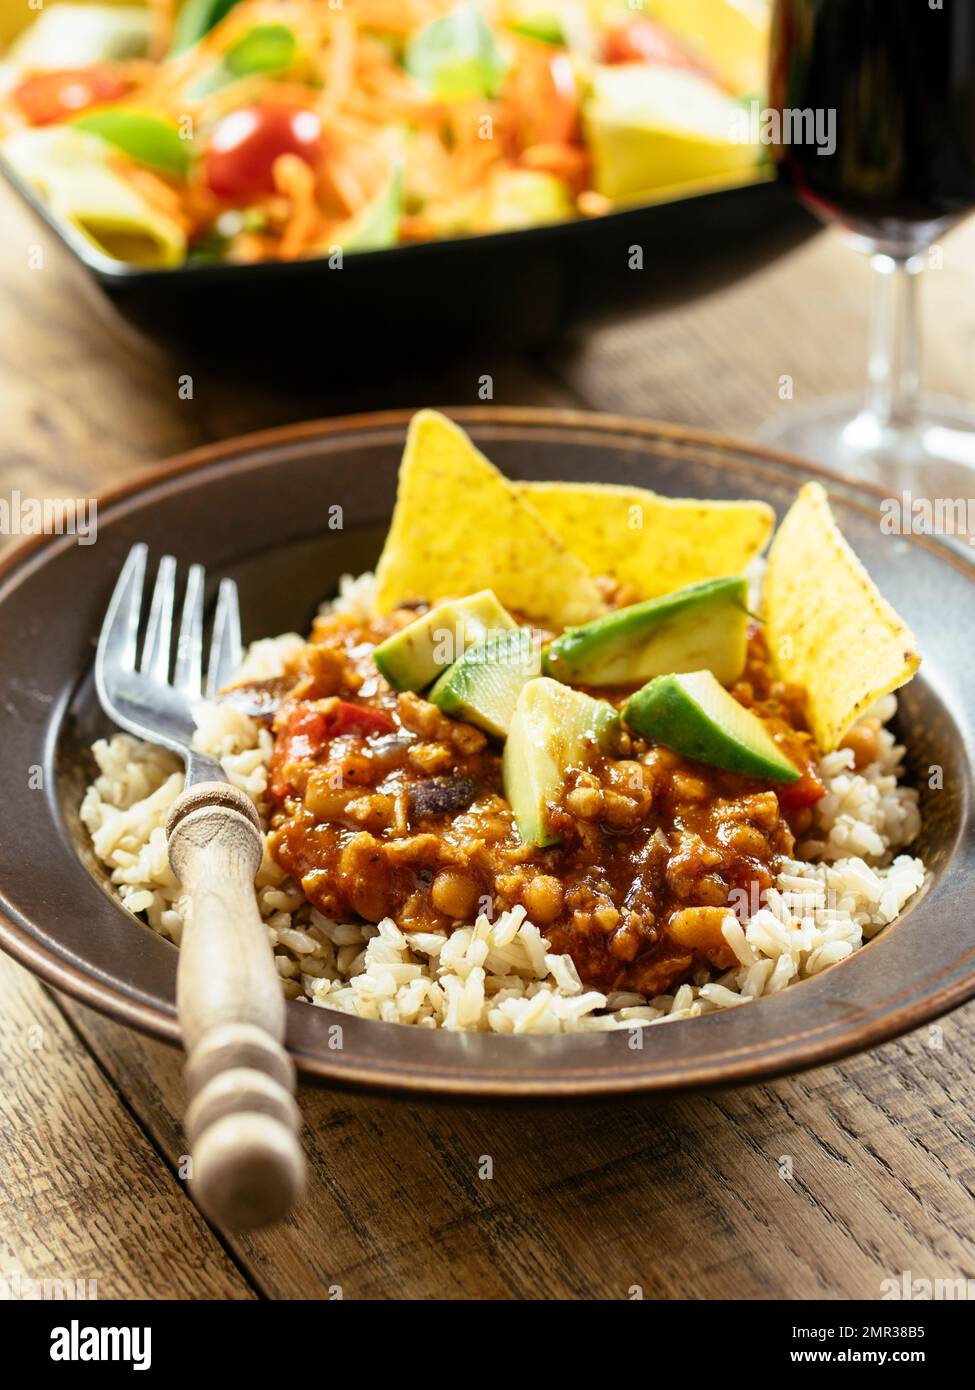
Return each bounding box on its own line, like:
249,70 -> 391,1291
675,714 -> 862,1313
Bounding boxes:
519,481 -> 774,598
373,412 -> 605,627
765,482 -> 920,751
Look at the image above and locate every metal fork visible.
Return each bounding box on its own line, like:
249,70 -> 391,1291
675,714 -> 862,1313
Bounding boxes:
96,544 -> 304,1231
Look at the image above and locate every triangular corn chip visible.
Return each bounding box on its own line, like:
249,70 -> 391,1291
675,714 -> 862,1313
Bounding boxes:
765,482 -> 920,751
374,412 -> 605,627
519,481 -> 774,598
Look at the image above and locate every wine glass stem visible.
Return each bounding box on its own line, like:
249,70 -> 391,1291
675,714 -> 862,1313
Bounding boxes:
864,252 -> 923,429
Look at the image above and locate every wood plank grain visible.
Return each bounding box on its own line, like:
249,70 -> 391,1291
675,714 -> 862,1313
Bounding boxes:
57,990 -> 975,1300
551,218 -> 975,440
0,954 -> 256,1300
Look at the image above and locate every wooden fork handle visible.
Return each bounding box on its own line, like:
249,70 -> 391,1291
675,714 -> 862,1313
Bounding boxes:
167,781 -> 305,1231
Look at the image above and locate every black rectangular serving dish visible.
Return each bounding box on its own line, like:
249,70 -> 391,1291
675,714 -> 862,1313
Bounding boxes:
3,158 -> 813,372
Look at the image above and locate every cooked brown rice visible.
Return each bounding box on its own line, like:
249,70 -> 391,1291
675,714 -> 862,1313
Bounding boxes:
80,573 -> 926,1034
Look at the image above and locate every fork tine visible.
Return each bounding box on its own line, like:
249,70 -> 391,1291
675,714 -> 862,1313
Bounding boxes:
96,543 -> 147,680
140,555 -> 176,681
174,563 -> 205,699
206,578 -> 243,698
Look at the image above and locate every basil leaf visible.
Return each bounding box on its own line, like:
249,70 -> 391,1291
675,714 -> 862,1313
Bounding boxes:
405,2 -> 509,100
225,24 -> 296,76
73,110 -> 192,176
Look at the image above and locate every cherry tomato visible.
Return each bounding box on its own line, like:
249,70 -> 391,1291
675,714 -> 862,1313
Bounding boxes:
604,17 -> 711,77
202,103 -> 324,200
504,40 -> 580,148
13,66 -> 134,127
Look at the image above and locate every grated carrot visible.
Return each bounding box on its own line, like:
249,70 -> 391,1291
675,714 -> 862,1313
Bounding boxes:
272,151 -> 322,258
7,0 -> 601,263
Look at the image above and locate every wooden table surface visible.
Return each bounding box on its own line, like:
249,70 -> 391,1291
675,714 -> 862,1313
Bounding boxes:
3,182 -> 975,1302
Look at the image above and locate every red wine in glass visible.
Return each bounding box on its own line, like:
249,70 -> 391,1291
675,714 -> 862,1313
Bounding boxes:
761,0 -> 975,484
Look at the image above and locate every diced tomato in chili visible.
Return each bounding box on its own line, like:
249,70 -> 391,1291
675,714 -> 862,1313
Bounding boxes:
269,699 -> 396,798
324,701 -> 396,738
269,705 -> 328,799
778,763 -> 827,810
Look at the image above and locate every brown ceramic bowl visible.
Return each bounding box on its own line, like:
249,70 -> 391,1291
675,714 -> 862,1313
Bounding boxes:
0,409 -> 971,1096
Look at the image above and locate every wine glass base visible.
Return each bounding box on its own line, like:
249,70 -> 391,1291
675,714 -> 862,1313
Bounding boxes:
757,395 -> 975,494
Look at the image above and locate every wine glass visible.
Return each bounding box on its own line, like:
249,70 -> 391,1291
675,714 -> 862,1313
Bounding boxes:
758,0 -> 975,488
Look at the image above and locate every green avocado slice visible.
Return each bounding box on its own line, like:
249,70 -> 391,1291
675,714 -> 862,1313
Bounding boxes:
542,576 -> 749,687
429,628 -> 540,738
623,671 -> 800,782
503,677 -> 620,847
373,590 -> 515,691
